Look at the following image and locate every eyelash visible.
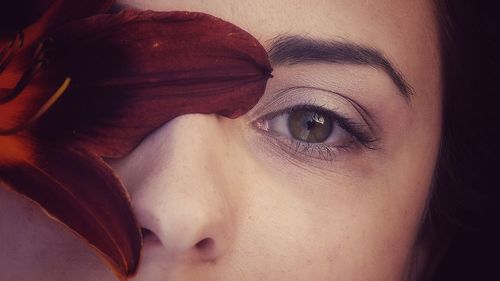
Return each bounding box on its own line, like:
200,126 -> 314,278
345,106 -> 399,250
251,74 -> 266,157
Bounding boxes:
253,104 -> 378,161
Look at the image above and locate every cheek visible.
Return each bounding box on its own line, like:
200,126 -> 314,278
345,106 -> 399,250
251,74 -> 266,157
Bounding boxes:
230,147 -> 430,280
0,186 -> 114,281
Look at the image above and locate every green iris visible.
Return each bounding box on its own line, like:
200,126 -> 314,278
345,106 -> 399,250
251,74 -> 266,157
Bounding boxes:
288,109 -> 333,143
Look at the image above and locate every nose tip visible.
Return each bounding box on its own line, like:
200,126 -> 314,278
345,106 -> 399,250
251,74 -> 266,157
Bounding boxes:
140,223 -> 223,262
121,114 -> 235,263
136,197 -> 231,262
134,184 -> 233,266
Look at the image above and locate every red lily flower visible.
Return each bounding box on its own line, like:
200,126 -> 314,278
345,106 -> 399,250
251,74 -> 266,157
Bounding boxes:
0,1 -> 272,279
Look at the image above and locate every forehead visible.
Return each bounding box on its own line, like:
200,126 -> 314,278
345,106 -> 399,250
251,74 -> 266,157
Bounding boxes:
119,0 -> 441,102
118,0 -> 438,47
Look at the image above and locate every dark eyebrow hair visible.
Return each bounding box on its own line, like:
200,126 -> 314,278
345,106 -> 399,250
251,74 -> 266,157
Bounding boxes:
268,36 -> 413,99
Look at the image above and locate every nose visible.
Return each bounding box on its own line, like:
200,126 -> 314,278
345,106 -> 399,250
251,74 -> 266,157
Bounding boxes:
122,114 -> 236,262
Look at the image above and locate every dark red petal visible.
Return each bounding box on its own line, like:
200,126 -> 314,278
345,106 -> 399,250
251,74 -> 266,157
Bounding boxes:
0,145 -> 141,279
36,10 -> 272,157
0,9 -> 272,279
1,0 -> 115,73
0,0 -> 53,37
1,0 -> 115,38
0,0 -> 115,160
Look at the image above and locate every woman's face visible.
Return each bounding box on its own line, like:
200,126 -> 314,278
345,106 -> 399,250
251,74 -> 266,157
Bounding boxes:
0,0 -> 442,280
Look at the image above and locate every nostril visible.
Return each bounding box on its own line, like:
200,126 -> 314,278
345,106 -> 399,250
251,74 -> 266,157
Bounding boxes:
141,227 -> 161,245
141,227 -> 152,238
195,237 -> 215,252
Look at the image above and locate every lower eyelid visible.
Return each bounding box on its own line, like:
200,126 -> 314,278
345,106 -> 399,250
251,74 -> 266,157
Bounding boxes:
254,127 -> 357,162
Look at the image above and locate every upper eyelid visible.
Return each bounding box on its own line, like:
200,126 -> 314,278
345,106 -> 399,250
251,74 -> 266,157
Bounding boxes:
259,103 -> 333,120
287,86 -> 378,127
247,86 -> 379,132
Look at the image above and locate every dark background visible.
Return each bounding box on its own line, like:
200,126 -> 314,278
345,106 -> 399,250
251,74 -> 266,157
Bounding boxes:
431,0 -> 500,280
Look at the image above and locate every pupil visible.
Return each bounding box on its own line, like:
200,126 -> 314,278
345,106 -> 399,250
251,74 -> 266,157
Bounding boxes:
306,120 -> 316,130
288,109 -> 333,143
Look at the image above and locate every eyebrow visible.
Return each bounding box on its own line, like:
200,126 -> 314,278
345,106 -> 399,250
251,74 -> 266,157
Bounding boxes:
268,36 -> 413,99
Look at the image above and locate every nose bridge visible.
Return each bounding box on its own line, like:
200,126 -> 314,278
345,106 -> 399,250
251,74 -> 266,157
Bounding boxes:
131,113 -> 235,260
146,113 -> 223,188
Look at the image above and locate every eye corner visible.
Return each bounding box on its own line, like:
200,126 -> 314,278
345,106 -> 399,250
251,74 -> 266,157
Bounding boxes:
360,137 -> 382,151
251,117 -> 269,132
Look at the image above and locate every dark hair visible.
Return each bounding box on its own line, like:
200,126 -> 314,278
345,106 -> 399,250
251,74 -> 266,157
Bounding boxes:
421,0 -> 500,280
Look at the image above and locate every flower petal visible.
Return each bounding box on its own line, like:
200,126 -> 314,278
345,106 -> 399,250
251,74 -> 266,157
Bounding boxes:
1,0 -> 116,162
0,0 -> 115,38
37,10 -> 272,157
0,145 -> 141,279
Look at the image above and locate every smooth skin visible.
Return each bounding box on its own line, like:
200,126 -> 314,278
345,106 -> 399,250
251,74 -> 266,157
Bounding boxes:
0,0 -> 442,280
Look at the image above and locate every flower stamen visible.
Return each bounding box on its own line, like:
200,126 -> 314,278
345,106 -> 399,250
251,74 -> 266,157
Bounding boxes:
0,31 -> 24,74
0,77 -> 71,135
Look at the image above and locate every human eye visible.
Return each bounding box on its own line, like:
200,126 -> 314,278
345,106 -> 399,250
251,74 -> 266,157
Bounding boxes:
250,87 -> 379,162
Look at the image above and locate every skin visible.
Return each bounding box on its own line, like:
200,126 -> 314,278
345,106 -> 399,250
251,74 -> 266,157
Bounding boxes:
0,0 -> 442,280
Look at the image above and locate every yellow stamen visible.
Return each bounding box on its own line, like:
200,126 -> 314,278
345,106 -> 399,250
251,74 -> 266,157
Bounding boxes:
0,77 -> 71,135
